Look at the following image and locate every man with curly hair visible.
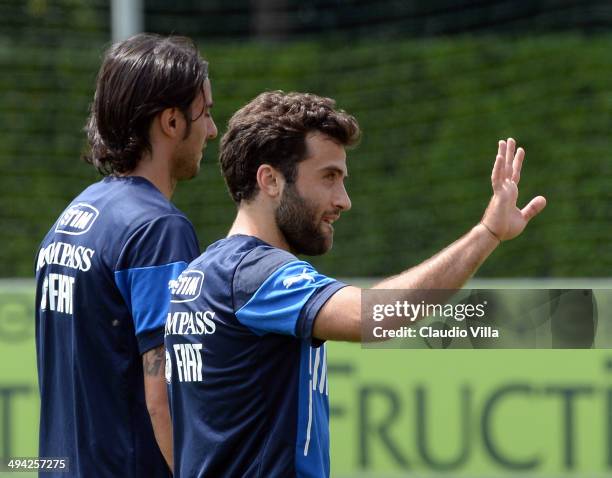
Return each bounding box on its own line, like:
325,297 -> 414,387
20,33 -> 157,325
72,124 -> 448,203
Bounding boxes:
165,91 -> 545,477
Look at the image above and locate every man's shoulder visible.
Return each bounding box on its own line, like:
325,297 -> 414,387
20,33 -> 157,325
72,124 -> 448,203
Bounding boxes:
184,235 -> 295,297
188,235 -> 293,273
38,177 -> 197,271
85,176 -> 184,220
71,176 -> 193,241
203,236 -> 314,312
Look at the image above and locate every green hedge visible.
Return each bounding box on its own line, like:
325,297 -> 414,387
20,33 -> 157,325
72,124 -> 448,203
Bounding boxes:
1,33 -> 610,277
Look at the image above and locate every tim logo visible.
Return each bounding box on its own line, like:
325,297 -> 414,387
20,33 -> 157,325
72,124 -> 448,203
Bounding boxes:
282,268 -> 315,288
170,270 -> 204,303
55,203 -> 99,235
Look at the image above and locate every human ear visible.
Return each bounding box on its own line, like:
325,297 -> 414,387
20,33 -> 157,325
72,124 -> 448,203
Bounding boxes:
158,107 -> 184,139
256,164 -> 283,199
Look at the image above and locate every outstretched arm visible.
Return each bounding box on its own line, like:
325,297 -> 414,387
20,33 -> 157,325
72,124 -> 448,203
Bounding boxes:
313,138 -> 547,342
143,345 -> 173,473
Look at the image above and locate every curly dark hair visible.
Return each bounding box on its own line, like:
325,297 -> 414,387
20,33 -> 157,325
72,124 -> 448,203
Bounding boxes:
219,91 -> 360,203
83,33 -> 208,175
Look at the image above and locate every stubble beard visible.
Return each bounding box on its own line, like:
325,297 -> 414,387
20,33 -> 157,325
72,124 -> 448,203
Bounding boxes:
172,143 -> 203,181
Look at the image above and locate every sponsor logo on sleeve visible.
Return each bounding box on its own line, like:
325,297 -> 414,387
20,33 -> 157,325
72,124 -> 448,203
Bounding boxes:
169,270 -> 205,303
282,268 -> 315,288
55,203 -> 99,235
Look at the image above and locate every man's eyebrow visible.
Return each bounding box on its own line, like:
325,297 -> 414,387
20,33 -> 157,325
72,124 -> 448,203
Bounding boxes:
320,165 -> 348,177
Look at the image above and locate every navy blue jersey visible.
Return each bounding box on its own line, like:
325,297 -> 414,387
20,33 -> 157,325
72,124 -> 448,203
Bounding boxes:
165,234 -> 346,478
35,176 -> 199,478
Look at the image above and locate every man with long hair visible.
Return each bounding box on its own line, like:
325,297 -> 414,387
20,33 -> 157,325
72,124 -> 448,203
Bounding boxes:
35,33 -> 217,477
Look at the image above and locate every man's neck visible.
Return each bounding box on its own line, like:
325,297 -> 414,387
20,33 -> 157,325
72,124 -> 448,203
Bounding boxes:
125,152 -> 176,200
228,202 -> 291,252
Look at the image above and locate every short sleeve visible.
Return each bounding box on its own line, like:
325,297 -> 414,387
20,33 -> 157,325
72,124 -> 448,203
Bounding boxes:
114,214 -> 200,353
234,254 -> 346,340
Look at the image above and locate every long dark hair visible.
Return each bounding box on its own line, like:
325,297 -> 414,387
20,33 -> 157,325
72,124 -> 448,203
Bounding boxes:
84,33 -> 208,175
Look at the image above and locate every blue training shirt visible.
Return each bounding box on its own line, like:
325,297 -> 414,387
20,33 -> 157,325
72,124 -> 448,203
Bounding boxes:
165,234 -> 346,478
35,176 -> 199,477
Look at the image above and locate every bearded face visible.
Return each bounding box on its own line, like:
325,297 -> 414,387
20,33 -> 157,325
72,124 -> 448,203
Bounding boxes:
275,183 -> 336,256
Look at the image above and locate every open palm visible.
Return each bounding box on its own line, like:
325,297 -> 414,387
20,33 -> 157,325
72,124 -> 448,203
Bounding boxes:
482,138 -> 546,241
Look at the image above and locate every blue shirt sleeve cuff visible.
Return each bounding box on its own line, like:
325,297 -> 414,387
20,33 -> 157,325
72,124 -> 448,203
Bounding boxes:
297,281 -> 347,346
137,326 -> 165,355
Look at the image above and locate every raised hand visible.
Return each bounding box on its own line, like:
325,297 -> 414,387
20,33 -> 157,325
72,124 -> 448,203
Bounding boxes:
481,138 -> 546,241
